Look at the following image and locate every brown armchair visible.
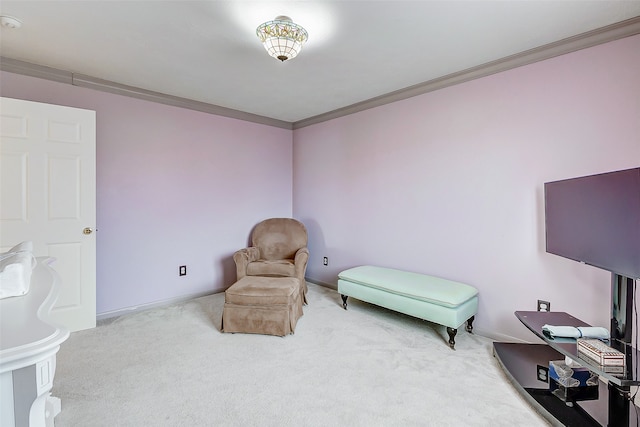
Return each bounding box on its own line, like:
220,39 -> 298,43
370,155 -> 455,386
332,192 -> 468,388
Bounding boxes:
233,218 -> 309,302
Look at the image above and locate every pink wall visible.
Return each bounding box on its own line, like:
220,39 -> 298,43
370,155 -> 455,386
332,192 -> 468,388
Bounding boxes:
293,34 -> 640,341
1,72 -> 293,314
2,34 -> 638,341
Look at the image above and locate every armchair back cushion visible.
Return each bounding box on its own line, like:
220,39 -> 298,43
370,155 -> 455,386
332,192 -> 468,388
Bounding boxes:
252,218 -> 307,261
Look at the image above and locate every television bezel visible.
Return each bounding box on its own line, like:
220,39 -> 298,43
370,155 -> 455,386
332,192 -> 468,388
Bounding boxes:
544,167 -> 640,280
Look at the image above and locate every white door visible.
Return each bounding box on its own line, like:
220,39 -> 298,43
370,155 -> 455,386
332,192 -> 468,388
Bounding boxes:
0,97 -> 96,332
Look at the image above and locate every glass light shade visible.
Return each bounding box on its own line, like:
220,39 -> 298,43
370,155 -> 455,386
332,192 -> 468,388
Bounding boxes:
256,16 -> 308,62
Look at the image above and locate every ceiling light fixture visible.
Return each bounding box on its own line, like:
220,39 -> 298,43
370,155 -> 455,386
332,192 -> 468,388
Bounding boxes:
0,15 -> 22,30
256,15 -> 308,62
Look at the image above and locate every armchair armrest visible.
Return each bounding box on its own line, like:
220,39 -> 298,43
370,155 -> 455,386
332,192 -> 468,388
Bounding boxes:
233,247 -> 260,280
294,247 -> 310,303
293,247 -> 309,281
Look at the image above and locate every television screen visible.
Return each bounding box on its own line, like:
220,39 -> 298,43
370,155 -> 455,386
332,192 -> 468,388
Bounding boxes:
544,167 -> 640,279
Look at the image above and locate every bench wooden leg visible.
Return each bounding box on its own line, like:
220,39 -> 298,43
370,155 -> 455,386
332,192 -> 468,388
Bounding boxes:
446,327 -> 457,349
341,294 -> 348,310
466,316 -> 475,333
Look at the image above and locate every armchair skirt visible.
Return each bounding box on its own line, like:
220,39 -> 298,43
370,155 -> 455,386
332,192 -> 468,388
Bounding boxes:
222,276 -> 303,336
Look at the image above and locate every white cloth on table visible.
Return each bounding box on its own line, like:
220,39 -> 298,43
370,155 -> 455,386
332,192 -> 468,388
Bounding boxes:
542,324 -> 609,340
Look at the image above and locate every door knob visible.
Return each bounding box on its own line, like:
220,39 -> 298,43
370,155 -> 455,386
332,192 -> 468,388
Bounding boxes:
82,227 -> 93,235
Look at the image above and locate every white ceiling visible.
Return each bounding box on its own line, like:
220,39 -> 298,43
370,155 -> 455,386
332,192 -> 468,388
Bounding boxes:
1,1 -> 640,124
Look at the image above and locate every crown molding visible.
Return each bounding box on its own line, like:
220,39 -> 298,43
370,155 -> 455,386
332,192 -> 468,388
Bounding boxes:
0,57 -> 292,130
2,16 -> 638,131
70,74 -> 292,129
292,16 -> 640,130
0,57 -> 72,84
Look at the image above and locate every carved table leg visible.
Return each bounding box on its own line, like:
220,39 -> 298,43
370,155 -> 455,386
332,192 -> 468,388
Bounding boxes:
446,327 -> 457,350
466,316 -> 475,333
341,294 -> 348,310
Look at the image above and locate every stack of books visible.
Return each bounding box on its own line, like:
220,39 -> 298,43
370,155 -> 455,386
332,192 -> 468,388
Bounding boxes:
577,338 -> 625,374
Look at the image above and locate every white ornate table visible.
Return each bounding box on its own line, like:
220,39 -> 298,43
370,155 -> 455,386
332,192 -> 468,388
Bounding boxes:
1,258 -> 70,427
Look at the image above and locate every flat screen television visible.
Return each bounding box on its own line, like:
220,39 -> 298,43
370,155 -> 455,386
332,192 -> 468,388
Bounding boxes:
544,167 -> 640,280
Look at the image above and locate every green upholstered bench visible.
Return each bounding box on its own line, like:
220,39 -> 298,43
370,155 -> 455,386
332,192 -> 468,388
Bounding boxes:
338,266 -> 478,349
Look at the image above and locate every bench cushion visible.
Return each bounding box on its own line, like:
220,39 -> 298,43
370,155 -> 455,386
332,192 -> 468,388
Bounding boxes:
338,265 -> 477,308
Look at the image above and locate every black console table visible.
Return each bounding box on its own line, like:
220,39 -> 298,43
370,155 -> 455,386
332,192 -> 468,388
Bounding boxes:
493,311 -> 640,427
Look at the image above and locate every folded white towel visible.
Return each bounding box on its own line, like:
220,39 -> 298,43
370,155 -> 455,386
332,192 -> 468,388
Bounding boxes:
542,324 -> 609,340
0,241 -> 36,299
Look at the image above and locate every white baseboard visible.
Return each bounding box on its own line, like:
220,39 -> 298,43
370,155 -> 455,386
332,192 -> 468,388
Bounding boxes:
96,279 -> 532,347
99,280 -> 327,322
473,328 -> 530,344
96,289 -> 223,322
305,277 -> 337,290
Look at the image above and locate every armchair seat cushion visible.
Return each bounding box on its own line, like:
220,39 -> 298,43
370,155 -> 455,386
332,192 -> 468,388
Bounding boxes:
246,259 -> 295,277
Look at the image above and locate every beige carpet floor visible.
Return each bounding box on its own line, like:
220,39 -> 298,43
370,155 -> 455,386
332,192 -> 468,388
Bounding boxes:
52,283 -> 548,426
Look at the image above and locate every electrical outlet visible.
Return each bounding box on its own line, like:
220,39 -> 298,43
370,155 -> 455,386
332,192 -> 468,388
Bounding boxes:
179,265 -> 187,276
323,257 -> 328,266
536,365 -> 549,383
537,299 -> 550,312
